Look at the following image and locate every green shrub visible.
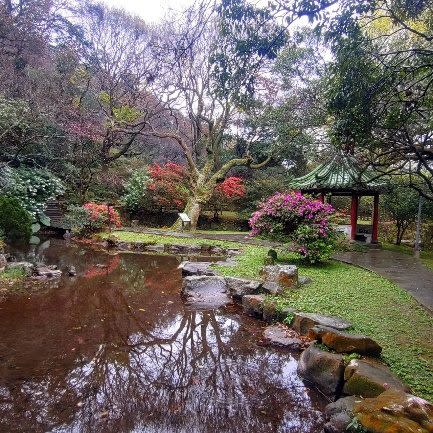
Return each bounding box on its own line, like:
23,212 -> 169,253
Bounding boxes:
0,196 -> 32,242
122,168 -> 151,212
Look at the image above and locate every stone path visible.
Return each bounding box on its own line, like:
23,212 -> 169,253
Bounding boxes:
334,249 -> 433,313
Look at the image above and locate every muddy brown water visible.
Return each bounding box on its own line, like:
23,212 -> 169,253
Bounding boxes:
0,239 -> 325,433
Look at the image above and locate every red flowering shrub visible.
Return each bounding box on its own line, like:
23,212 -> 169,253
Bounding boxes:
215,177 -> 246,199
64,202 -> 122,236
83,202 -> 122,227
208,177 -> 246,216
148,163 -> 190,210
249,192 -> 336,263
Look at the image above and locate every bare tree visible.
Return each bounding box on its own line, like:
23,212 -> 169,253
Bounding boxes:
146,1 -> 285,229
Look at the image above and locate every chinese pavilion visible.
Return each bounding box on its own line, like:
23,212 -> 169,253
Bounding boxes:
291,153 -> 388,243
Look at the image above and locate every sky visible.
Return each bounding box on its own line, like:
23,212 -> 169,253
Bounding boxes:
101,0 -> 194,23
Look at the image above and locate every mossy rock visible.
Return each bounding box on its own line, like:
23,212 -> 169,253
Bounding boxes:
343,359 -> 410,398
354,389 -> 433,433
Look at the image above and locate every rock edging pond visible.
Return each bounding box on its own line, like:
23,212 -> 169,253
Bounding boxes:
104,237 -> 240,258
179,258 -> 433,433
0,254 -> 64,279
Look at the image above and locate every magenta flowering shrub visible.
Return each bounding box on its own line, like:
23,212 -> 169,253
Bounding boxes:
249,192 -> 336,263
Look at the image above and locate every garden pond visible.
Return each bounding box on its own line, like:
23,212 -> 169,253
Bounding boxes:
0,239 -> 325,433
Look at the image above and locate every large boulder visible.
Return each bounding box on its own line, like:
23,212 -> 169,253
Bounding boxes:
179,261 -> 216,276
298,344 -> 345,397
225,277 -> 262,299
343,359 -> 411,398
291,312 -> 352,336
242,294 -> 266,318
262,324 -> 306,351
260,264 -> 298,294
309,325 -> 382,356
181,276 -> 230,309
324,396 -> 359,433
354,389 -> 433,433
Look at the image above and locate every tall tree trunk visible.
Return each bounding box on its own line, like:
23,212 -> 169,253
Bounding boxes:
172,177 -> 216,231
396,223 -> 403,245
395,224 -> 402,245
172,196 -> 202,231
396,222 -> 409,245
186,198 -> 201,230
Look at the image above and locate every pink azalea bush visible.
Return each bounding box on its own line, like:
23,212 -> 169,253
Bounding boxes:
249,192 -> 336,263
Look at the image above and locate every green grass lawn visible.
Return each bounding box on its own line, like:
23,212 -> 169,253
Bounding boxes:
105,230 -> 433,401
0,266 -> 27,281
105,231 -> 243,249
194,229 -> 250,235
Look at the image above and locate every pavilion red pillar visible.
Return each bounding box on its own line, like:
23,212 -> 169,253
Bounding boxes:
350,194 -> 359,240
372,194 -> 379,244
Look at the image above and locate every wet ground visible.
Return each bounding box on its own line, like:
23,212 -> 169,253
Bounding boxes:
0,239 -> 325,433
335,249 -> 433,313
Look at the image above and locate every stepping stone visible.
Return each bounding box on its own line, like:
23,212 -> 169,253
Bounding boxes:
343,358 -> 411,398
298,344 -> 345,397
224,277 -> 262,299
291,312 -> 352,336
181,276 -> 230,309
262,324 -> 304,350
179,261 -> 216,276
309,325 -> 382,356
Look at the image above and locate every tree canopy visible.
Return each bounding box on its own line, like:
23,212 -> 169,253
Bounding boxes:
1,0 -> 432,229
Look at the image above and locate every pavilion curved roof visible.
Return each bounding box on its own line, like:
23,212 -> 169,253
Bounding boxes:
290,153 -> 388,194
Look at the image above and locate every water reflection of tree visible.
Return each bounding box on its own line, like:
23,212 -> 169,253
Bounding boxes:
0,248 -> 323,433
